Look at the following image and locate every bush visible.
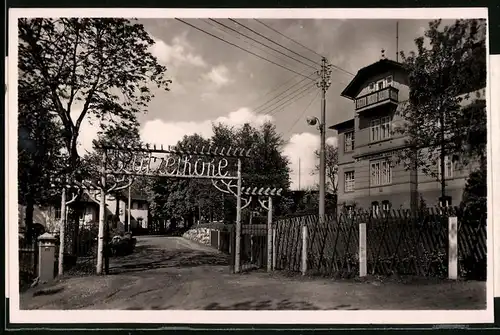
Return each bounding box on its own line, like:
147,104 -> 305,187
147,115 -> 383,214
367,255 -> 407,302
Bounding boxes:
109,232 -> 137,256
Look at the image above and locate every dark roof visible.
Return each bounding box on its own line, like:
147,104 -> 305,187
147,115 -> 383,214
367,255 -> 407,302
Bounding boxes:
341,59 -> 407,100
329,118 -> 354,131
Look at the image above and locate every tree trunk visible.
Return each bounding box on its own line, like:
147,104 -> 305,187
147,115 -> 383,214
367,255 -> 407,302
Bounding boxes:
24,196 -> 35,244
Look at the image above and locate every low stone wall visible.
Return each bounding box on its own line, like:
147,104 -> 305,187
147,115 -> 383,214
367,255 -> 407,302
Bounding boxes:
182,227 -> 212,246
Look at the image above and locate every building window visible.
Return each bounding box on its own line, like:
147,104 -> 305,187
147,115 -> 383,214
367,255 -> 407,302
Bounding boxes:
344,171 -> 355,192
377,80 -> 384,90
437,156 -> 454,179
371,201 -> 380,217
369,82 -> 375,91
344,131 -> 354,152
370,159 -> 392,186
370,116 -> 391,142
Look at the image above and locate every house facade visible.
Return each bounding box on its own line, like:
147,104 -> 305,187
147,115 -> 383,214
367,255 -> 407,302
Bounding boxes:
331,58 -> 483,214
18,189 -> 150,235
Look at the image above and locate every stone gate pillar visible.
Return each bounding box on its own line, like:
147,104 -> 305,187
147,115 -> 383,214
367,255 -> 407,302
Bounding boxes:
38,233 -> 57,282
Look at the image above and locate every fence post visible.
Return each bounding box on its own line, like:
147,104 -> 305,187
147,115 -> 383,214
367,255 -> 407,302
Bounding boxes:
217,230 -> 221,251
272,227 -> 277,270
448,216 -> 458,280
359,223 -> 367,277
301,225 -> 308,276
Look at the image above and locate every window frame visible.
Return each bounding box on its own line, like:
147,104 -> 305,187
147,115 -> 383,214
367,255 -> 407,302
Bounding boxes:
344,130 -> 355,152
437,156 -> 454,179
344,171 -> 355,193
370,116 -> 392,142
370,159 -> 393,187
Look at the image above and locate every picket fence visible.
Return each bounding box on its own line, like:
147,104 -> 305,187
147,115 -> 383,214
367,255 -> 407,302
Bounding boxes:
273,207 -> 487,279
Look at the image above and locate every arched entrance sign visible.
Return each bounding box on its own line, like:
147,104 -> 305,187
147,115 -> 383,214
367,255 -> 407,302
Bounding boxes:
94,143 -> 252,274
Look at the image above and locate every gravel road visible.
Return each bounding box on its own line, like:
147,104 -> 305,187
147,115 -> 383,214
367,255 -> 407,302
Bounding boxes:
20,236 -> 486,310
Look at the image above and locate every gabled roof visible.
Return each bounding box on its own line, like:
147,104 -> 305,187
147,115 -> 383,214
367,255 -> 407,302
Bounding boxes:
341,59 -> 407,100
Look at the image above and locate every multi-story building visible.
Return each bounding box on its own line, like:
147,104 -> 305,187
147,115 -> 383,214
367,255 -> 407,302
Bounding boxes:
331,58 -> 483,214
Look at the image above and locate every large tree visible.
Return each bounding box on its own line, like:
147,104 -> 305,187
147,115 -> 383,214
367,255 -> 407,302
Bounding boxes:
395,19 -> 487,204
18,81 -> 65,242
211,121 -> 291,219
18,18 -> 171,263
18,18 -> 171,177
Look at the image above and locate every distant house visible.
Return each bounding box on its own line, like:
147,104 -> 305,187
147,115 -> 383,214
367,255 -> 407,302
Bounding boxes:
18,189 -> 150,235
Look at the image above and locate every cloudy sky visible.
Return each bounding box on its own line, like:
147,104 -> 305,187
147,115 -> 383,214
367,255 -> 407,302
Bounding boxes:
78,17 -> 454,190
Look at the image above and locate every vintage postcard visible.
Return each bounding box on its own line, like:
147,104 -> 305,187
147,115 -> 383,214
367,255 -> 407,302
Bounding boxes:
6,7 -> 496,325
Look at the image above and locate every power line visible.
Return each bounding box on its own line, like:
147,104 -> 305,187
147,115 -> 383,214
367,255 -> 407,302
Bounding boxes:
254,19 -> 325,59
285,90 -> 320,135
253,71 -> 318,112
209,19 -> 318,71
228,19 -> 320,68
254,19 -> 356,77
246,68 -> 314,107
258,80 -> 317,114
175,18 -> 314,79
265,83 -> 317,116
200,19 -> 303,72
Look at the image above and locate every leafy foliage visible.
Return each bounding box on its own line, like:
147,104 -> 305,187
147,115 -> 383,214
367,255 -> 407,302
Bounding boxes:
147,121 -> 292,224
18,18 -> 172,173
395,19 -> 487,179
313,142 -> 338,194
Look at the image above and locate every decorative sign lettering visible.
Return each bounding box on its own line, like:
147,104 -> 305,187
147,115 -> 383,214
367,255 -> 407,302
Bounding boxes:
113,153 -> 235,179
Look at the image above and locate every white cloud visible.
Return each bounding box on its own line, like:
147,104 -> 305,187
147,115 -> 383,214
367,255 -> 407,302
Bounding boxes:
140,107 -> 274,148
150,34 -> 206,68
283,133 -> 338,191
203,65 -> 232,87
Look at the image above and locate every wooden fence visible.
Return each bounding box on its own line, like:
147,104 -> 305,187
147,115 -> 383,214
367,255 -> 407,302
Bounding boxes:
19,239 -> 38,286
274,207 -> 487,279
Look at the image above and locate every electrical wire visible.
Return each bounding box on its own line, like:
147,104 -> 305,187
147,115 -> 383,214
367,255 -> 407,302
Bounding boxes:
257,81 -> 317,114
254,19 -> 355,77
175,18 -> 314,79
209,19 -> 318,71
265,83 -> 317,116
285,90 -> 320,135
254,19 -> 325,59
227,18 -> 320,68
200,19 -> 304,72
253,71 -> 318,112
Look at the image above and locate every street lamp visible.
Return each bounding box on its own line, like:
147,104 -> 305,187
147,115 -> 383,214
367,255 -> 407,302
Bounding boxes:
306,115 -> 326,224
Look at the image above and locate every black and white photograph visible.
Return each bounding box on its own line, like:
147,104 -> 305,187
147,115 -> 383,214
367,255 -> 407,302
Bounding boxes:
6,7 -> 495,325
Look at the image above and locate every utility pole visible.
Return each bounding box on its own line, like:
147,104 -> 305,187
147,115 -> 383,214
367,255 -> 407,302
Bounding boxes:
298,158 -> 301,190
317,57 -> 333,223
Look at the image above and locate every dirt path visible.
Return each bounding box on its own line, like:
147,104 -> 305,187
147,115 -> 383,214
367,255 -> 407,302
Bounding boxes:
20,236 -> 486,310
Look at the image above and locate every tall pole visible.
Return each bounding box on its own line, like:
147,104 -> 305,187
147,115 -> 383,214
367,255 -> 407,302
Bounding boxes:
318,57 -> 331,224
396,21 -> 399,62
267,196 -> 273,272
96,150 -> 107,275
58,187 -> 67,276
298,158 -> 301,190
127,180 -> 131,233
235,158 -> 242,273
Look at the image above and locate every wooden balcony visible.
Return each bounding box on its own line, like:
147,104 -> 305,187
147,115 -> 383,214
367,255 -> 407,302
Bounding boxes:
355,86 -> 399,111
